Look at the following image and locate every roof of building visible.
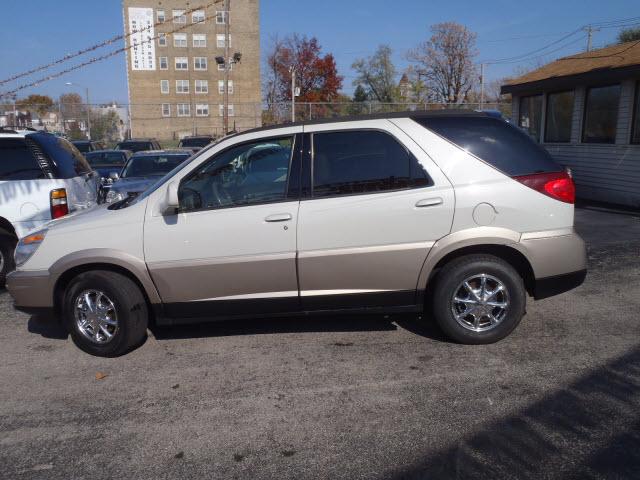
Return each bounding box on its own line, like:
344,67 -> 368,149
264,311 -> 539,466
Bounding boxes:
501,40 -> 640,94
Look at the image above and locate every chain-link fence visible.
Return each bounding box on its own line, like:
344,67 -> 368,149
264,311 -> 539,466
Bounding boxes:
0,101 -> 512,146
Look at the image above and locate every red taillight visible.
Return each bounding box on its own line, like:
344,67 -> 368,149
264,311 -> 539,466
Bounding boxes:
50,188 -> 69,219
513,171 -> 575,204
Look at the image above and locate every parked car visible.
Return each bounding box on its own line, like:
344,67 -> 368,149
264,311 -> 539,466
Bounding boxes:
178,135 -> 215,153
7,111 -> 587,357
104,150 -> 192,204
115,138 -> 161,153
84,150 -> 133,202
0,128 -> 99,284
71,140 -> 105,153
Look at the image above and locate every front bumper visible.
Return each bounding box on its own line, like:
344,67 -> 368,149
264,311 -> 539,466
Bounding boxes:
6,269 -> 54,313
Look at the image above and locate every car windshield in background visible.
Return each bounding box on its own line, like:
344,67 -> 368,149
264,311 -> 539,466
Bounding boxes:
121,154 -> 190,178
72,142 -> 91,153
85,152 -> 127,167
179,138 -> 212,148
117,142 -> 153,152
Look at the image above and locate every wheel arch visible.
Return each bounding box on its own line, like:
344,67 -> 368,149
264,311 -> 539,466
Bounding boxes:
0,217 -> 17,239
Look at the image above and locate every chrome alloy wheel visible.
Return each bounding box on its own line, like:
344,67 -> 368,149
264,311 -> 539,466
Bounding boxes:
451,274 -> 510,332
74,290 -> 119,344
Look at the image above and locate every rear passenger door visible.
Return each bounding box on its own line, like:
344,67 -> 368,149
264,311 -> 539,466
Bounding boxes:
297,120 -> 454,310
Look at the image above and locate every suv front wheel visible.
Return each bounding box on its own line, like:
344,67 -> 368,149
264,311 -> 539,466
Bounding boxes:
432,254 -> 526,344
63,270 -> 149,357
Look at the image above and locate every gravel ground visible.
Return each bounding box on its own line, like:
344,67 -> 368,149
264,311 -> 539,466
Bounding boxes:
0,206 -> 639,479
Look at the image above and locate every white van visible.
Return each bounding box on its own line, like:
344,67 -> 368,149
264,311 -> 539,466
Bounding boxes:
7,112 -> 587,356
0,128 -> 98,283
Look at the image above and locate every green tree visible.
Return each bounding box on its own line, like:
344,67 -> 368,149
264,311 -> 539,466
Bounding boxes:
618,27 -> 640,44
90,110 -> 121,143
353,84 -> 368,102
16,94 -> 54,118
352,45 -> 400,103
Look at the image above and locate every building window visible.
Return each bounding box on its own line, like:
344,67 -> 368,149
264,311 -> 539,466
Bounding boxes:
219,104 -> 234,117
192,10 -> 205,23
157,10 -> 165,23
176,80 -> 190,94
172,9 -> 186,24
518,94 -> 543,141
158,33 -> 167,47
175,57 -> 188,70
218,80 -> 233,94
545,91 -> 574,143
632,82 -> 640,144
196,104 -> 210,117
159,56 -> 168,70
217,34 -> 231,48
194,57 -> 207,71
195,80 -> 209,94
177,104 -> 191,117
173,33 -> 187,48
217,60 -> 233,71
162,104 -> 171,117
583,85 -> 621,144
160,80 -> 169,94
216,11 -> 229,24
192,34 -> 206,48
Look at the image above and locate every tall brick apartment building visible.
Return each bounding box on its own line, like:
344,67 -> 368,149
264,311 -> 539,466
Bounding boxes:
122,0 -> 261,140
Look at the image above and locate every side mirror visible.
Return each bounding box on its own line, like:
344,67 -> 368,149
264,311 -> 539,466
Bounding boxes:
163,182 -> 179,215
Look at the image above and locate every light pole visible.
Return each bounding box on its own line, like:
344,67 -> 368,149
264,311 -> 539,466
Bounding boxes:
215,51 -> 242,135
65,81 -> 91,140
290,66 -> 296,123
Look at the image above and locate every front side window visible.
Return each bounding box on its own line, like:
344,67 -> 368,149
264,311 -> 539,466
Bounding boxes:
519,94 -> 543,141
173,33 -> 187,47
583,85 -> 620,144
312,130 -> 430,198
545,91 -> 574,143
179,136 -> 293,211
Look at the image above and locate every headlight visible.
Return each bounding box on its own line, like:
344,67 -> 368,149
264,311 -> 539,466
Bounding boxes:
105,190 -> 126,204
15,229 -> 48,267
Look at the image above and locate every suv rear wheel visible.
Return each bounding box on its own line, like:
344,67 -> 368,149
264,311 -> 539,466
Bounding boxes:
63,270 -> 148,357
432,254 -> 526,344
0,232 -> 17,286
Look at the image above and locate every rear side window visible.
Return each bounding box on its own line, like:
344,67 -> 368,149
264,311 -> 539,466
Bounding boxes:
31,134 -> 92,178
312,130 -> 431,198
415,116 -> 562,176
0,138 -> 46,180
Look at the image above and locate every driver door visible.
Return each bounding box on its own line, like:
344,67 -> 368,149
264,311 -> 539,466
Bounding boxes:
143,131 -> 302,319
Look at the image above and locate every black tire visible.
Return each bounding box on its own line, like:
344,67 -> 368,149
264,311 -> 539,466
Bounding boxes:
431,254 -> 526,344
63,270 -> 148,357
0,233 -> 17,287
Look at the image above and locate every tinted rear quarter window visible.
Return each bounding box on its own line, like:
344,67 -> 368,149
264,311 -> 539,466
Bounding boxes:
312,130 -> 431,198
415,116 -> 562,176
0,138 -> 46,180
31,134 -> 93,178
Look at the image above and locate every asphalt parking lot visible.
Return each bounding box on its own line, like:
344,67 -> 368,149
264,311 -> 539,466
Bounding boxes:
1,206 -> 639,479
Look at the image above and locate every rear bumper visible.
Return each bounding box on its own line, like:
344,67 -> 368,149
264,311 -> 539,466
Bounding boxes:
6,269 -> 53,310
533,269 -> 587,300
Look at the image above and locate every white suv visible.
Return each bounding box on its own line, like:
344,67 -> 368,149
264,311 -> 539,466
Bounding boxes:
7,112 -> 587,357
0,128 -> 98,283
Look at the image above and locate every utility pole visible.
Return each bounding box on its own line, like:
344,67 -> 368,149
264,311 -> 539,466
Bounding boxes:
223,0 -> 230,134
583,25 -> 600,52
84,86 -> 92,140
290,66 -> 296,123
479,63 -> 485,110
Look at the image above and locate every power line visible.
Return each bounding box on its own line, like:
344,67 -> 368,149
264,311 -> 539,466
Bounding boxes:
0,1 -> 222,87
0,13 -> 216,99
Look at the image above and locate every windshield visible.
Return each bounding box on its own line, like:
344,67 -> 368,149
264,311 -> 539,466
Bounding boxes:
117,141 -> 153,152
179,137 -> 212,148
85,152 -> 127,167
121,154 -> 190,178
73,142 -> 91,153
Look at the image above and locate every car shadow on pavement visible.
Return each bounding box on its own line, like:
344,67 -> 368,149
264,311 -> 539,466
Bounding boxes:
27,314 -> 68,340
150,313 -> 450,342
387,344 -> 640,479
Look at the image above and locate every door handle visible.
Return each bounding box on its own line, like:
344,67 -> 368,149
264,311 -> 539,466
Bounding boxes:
415,197 -> 443,208
265,213 -> 292,223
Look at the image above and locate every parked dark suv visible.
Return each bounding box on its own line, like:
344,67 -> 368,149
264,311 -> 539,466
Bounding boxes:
115,138 -> 162,153
72,140 -> 106,153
